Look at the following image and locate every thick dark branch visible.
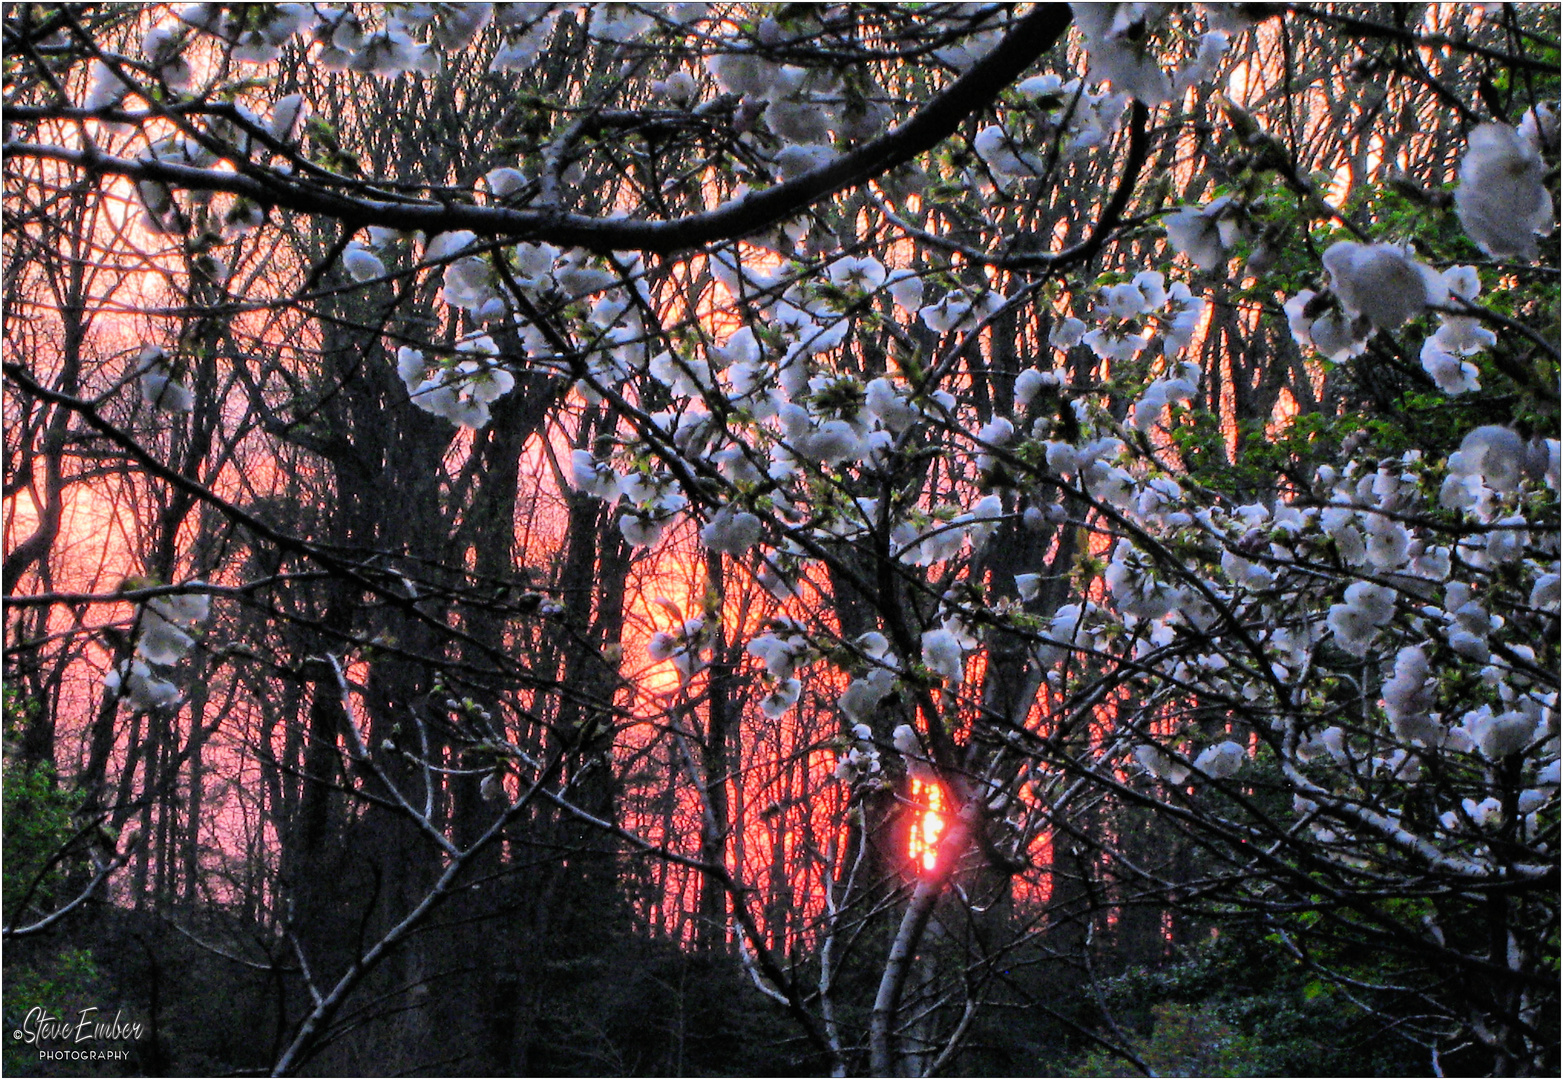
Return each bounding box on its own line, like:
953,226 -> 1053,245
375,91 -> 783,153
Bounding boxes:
4,6 -> 1073,253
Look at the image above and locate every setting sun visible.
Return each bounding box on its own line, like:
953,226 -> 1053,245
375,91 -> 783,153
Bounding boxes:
908,777 -> 946,873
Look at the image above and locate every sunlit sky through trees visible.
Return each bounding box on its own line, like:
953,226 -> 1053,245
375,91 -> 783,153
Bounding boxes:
3,4 -> 1558,1076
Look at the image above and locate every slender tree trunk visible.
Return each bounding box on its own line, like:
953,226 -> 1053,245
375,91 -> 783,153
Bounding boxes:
697,550 -> 734,952
870,817 -> 968,1077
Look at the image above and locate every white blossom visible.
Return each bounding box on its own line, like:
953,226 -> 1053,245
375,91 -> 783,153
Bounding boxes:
652,70 -> 698,106
1100,280 -> 1154,319
484,166 -> 528,198
589,3 -> 654,42
136,346 -> 194,413
978,417 -> 1014,448
920,294 -> 972,335
1382,646 -> 1440,744
647,615 -> 707,687
1135,744 -> 1190,784
833,743 -> 882,783
1174,30 -> 1230,93
761,678 -> 802,718
707,51 -> 783,98
892,723 -> 924,762
1105,542 -> 1182,620
1285,290 -> 1367,363
1014,367 -> 1061,411
268,93 -> 306,144
429,4 -> 491,49
342,241 -> 387,283
827,256 -> 887,292
700,507 -> 763,554
973,125 -> 1044,178
1327,581 -> 1396,656
1459,796 -> 1505,830
1081,328 -> 1150,362
1161,283 -> 1206,355
1221,549 -> 1273,591
886,270 -> 923,313
1162,198 -> 1235,270
570,450 -> 621,501
1017,73 -> 1064,100
933,28 -> 1000,72
1531,572 -> 1560,612
839,668 -> 895,722
424,230 -> 476,264
1462,706 -> 1534,761
443,256 -> 497,312
142,22 -> 193,88
1193,740 -> 1246,779
555,254 -> 617,297
773,143 -> 835,180
1036,602 -> 1096,666
1432,313 -> 1495,357
1420,338 -> 1480,396
137,608 -> 195,666
794,419 -> 863,467
865,377 -> 919,433
746,624 -> 809,681
1074,4 -> 1173,104
921,628 -> 964,684
1456,123 -> 1555,261
1322,241 -> 1444,332
83,60 -> 135,112
1458,425 -> 1526,493
104,659 -> 182,711
621,512 -> 668,547
1365,513 -> 1411,570
1049,316 -> 1087,352
491,16 -> 556,71
1132,364 -> 1199,433
1519,102 -> 1559,154
480,771 -> 508,804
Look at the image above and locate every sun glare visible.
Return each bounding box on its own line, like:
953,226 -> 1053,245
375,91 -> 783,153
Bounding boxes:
908,777 -> 946,873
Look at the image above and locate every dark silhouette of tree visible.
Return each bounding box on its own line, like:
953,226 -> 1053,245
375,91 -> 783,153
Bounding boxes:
4,4 -> 1556,1076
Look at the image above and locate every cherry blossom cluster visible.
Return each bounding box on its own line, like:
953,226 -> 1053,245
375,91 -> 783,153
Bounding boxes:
104,588 -> 210,712
1079,429 -> 1559,871
65,0 -> 1556,897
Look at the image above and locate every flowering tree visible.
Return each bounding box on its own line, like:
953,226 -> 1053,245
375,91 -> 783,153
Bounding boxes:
4,4 -> 1557,1075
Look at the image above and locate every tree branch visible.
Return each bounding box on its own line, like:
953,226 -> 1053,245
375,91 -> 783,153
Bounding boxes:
3,7 -> 1073,254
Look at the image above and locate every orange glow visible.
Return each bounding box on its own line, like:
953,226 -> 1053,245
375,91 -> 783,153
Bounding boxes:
908,777 -> 946,873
